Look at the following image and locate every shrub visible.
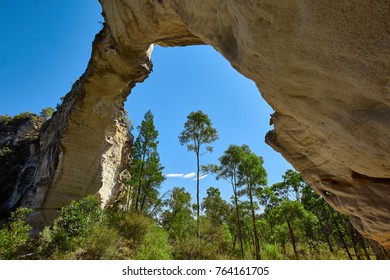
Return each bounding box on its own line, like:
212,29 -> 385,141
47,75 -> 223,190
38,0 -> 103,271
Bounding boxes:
137,224 -> 172,260
56,195 -> 104,238
116,213 -> 151,251
0,208 -> 32,259
0,114 -> 12,125
40,107 -> 55,119
37,196 -> 105,258
173,236 -> 219,260
77,224 -> 123,260
262,243 -> 284,260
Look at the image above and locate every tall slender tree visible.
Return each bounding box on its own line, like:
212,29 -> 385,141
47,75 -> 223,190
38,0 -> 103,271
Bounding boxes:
128,110 -> 165,214
208,145 -> 245,258
238,145 -> 267,260
179,110 -> 218,238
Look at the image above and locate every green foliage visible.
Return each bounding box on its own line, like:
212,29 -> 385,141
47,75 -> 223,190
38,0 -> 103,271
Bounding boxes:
116,212 -> 152,250
137,224 -> 172,260
262,243 -> 284,260
0,114 -> 12,125
37,196 -> 104,257
237,145 -> 268,190
0,208 -> 32,259
0,112 -> 38,126
127,110 -> 165,214
282,169 -> 306,201
202,187 -> 230,226
208,144 -> 246,258
178,110 -> 218,154
40,107 -> 55,119
77,224 -> 122,260
112,212 -> 172,260
161,187 -> 196,242
171,220 -> 233,260
56,195 -> 104,238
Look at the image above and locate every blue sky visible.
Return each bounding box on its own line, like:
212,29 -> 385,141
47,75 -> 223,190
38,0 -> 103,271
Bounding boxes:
0,1 -> 292,203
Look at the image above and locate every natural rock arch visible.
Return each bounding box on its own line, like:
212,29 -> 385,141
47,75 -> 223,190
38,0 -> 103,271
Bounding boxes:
21,1 -> 389,248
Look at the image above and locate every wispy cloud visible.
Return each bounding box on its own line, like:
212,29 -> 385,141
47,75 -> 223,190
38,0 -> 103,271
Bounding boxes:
165,173 -> 184,178
192,174 -> 208,180
165,172 -> 197,179
183,172 -> 196,179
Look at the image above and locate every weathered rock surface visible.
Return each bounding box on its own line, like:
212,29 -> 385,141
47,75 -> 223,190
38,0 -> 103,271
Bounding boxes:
0,114 -> 45,223
1,1 -> 389,247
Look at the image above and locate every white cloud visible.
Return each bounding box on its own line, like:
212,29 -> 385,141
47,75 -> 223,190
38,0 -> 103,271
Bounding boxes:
165,173 -> 184,178
192,174 -> 208,180
165,172 -> 201,180
183,172 -> 196,179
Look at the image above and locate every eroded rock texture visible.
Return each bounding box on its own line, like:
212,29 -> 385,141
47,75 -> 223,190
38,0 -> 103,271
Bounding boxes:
3,1 -> 388,247
0,114 -> 45,223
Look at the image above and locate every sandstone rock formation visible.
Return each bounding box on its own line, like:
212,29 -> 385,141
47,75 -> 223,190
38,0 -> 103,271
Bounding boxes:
0,114 -> 44,223
2,1 -> 389,247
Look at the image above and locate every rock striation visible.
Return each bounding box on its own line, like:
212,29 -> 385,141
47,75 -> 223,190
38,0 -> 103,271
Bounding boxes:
1,0 -> 388,248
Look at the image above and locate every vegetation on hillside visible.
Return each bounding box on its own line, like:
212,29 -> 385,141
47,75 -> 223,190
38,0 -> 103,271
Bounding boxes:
0,112 -> 40,126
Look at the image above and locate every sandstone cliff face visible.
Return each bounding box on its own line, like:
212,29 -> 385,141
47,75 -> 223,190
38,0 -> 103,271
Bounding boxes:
0,114 -> 44,223
3,0 -> 388,247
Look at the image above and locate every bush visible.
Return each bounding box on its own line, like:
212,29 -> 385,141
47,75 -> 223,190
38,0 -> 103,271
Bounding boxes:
173,236 -> 220,260
1,112 -> 38,126
0,208 -> 32,259
40,107 -> 55,119
37,196 -> 105,258
116,213 -> 152,251
137,224 -> 172,260
56,195 -> 104,238
262,243 -> 284,260
108,212 -> 172,259
0,114 -> 12,125
76,225 -> 123,260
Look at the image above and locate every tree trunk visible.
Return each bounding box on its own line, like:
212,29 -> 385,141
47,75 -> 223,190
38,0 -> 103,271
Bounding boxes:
281,238 -> 286,255
139,181 -> 151,213
357,234 -> 371,260
196,149 -> 200,239
317,215 -> 334,253
329,206 -> 353,259
248,184 -> 261,260
233,190 -> 245,259
349,225 -> 361,260
135,146 -> 147,212
368,239 -> 390,260
125,184 -> 132,211
286,219 -> 299,260
323,230 -> 334,253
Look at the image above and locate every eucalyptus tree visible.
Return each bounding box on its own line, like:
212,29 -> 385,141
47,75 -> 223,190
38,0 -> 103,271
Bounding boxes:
237,146 -> 267,260
208,144 -> 246,258
161,187 -> 195,243
201,187 -> 230,226
179,110 -> 218,238
282,169 -> 307,201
